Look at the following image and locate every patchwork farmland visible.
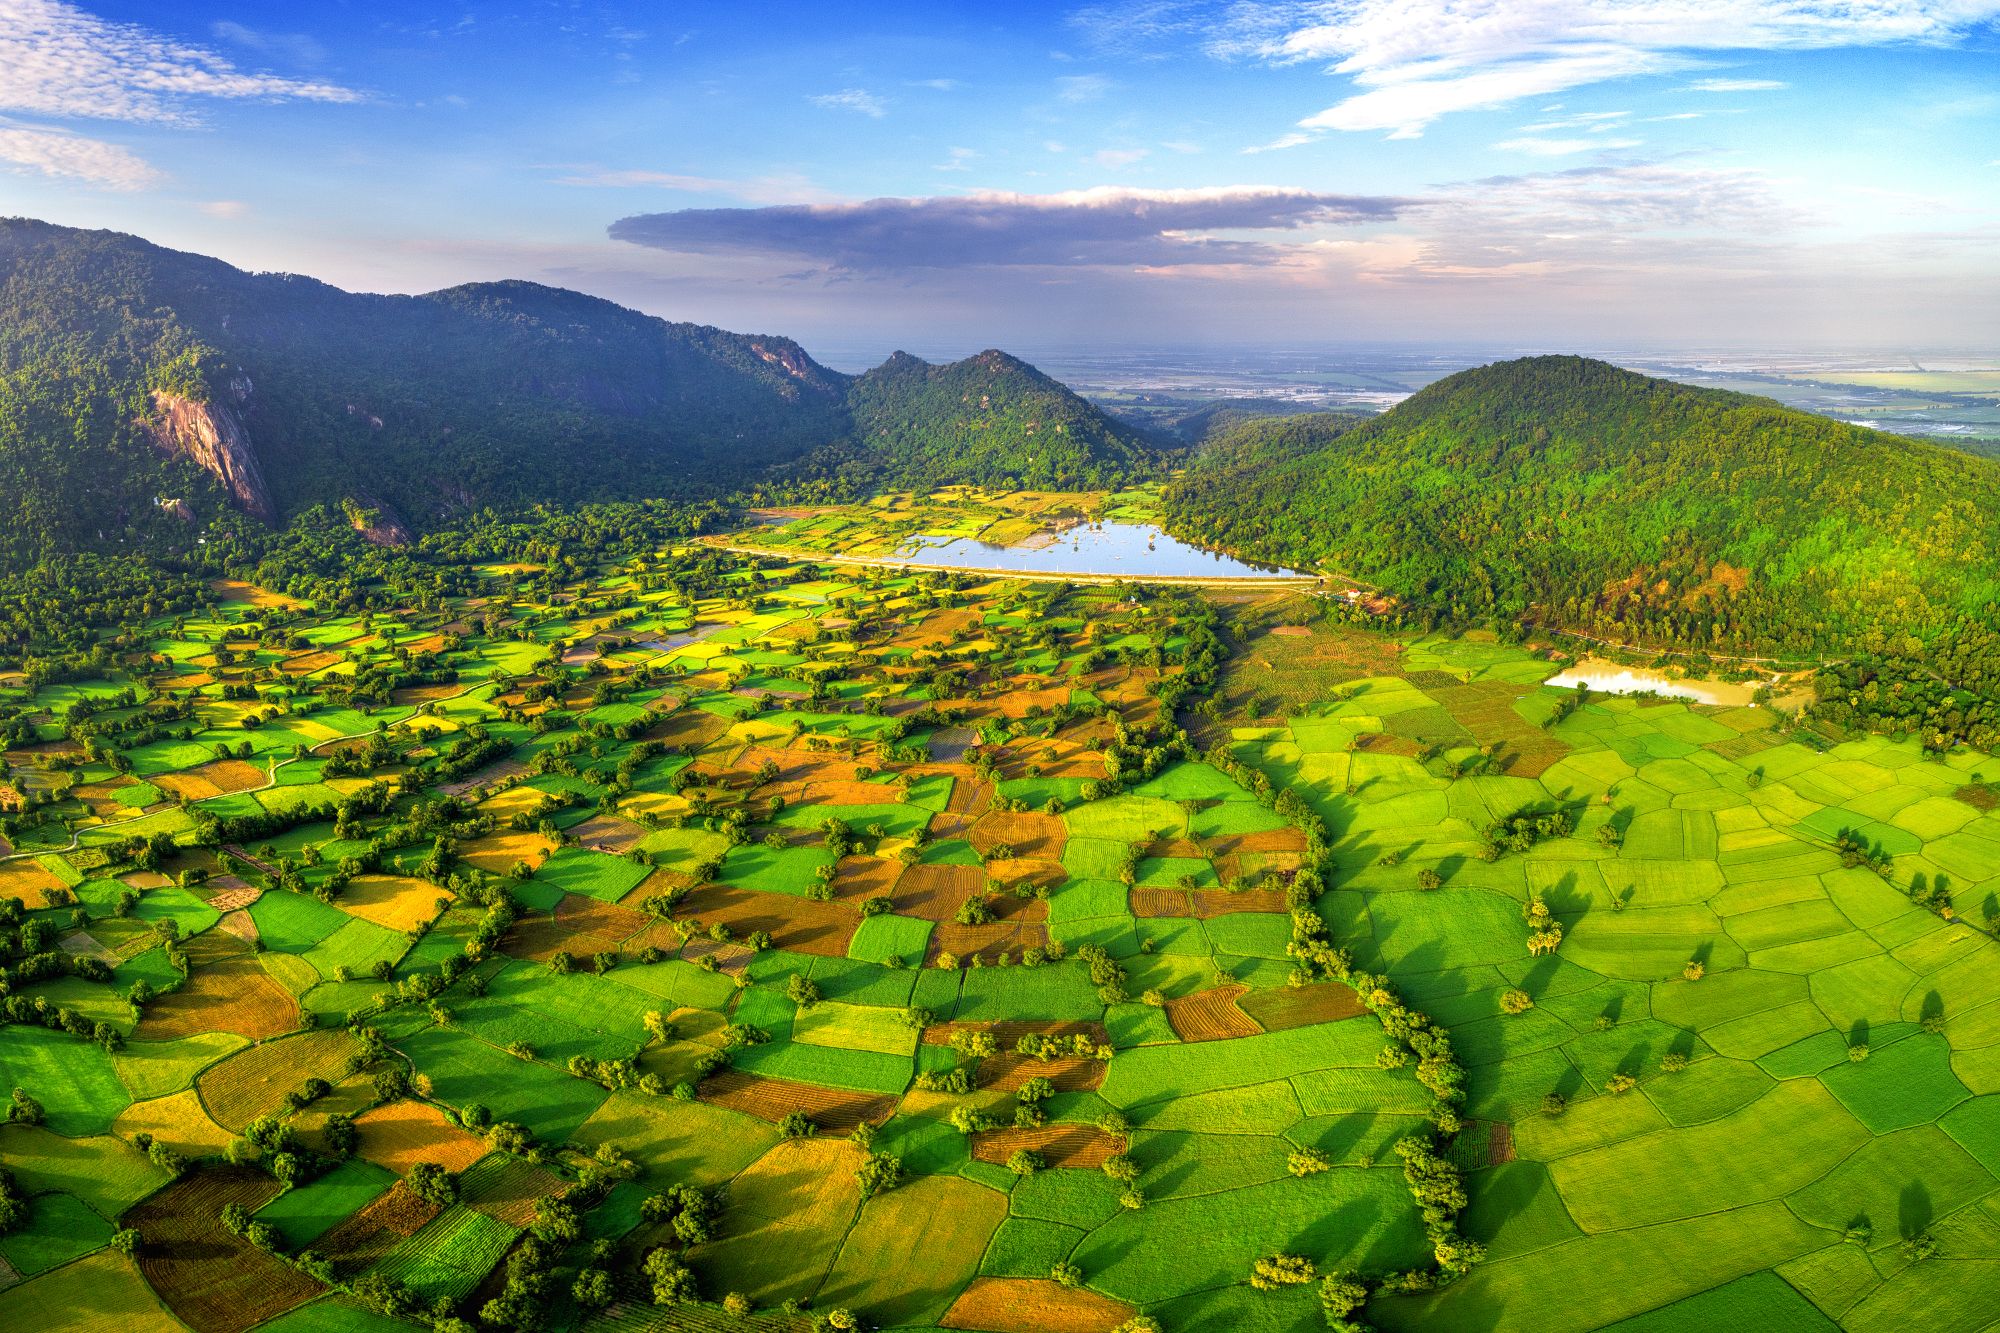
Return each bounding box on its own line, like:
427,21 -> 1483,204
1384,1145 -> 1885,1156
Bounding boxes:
3,495 -> 2000,1333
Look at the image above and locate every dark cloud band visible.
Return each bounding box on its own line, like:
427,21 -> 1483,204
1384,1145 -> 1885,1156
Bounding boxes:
608,187 -> 1409,271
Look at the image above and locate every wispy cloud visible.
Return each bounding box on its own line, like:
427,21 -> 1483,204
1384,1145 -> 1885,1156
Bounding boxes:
809,88 -> 887,117
1414,162 -> 1807,271
935,146 -> 978,172
0,120 -> 160,189
0,0 -> 360,124
209,20 -> 326,67
1688,77 -> 1788,91
1095,147 -> 1149,168
1056,73 -> 1112,103
1214,0 -> 2000,139
1494,136 -> 1642,156
1521,111 -> 1631,132
197,199 -> 249,218
609,185 -> 1412,272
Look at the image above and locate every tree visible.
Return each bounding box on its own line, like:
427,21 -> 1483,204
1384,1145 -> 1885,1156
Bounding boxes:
1005,1149 -> 1046,1177
572,1267 -> 614,1309
1287,1147 -> 1331,1177
1500,988 -> 1534,1015
405,1161 -> 459,1206
1251,1254 -> 1316,1290
643,1248 -> 698,1305
856,1153 -> 904,1199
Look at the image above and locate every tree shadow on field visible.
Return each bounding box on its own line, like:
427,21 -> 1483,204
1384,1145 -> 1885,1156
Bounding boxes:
1850,1018 -> 1871,1049
1921,990 -> 1945,1029
1901,1180 -> 1934,1241
1515,955 -> 1564,998
1306,1113 -> 1381,1161
1377,939 -> 1446,983
1542,870 -> 1587,920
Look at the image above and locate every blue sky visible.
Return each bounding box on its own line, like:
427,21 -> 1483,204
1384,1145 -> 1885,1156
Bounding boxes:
2,0 -> 1998,359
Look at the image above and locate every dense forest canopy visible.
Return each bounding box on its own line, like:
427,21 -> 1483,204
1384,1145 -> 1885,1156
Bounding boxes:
1163,356 -> 2000,659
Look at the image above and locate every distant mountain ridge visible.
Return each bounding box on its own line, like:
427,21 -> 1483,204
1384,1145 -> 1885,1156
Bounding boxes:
0,218 -> 1151,565
1163,355 -> 2000,655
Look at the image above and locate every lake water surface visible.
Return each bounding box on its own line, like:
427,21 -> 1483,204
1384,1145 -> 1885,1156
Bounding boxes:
1544,659 -> 1760,707
893,521 -> 1306,580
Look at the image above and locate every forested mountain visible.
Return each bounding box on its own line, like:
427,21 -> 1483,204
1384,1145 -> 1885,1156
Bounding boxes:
1164,356 -> 2000,656
840,349 -> 1159,490
0,220 -> 1158,566
0,218 -> 854,563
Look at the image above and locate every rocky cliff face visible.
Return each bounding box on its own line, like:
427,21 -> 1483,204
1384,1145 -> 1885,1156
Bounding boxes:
141,385 -> 276,523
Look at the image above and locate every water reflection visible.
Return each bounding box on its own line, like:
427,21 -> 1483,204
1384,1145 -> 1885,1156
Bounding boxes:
893,522 -> 1304,579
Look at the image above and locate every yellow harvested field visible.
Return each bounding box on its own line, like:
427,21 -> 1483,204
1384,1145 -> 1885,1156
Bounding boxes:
477,786 -> 547,818
339,874 -> 450,931
197,1029 -> 354,1131
115,1089 -> 236,1156
210,579 -> 303,609
941,1278 -> 1134,1333
459,829 -> 557,874
352,1099 -> 491,1174
0,858 -> 65,908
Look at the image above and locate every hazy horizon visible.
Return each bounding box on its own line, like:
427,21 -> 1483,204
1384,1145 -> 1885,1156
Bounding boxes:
2,1 -> 1997,351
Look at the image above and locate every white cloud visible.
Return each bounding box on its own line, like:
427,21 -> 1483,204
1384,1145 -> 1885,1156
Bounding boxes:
1057,74 -> 1112,102
1242,130 -> 1315,154
197,198 -> 248,217
0,0 -> 360,124
0,120 -> 159,188
1688,77 -> 1788,91
1095,146 -> 1150,167
809,88 -> 887,117
936,146 -> 978,171
1494,136 -> 1642,156
1219,0 -> 2000,138
909,78 -> 959,91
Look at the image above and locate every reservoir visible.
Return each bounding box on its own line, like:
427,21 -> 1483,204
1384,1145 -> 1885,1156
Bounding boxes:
892,521 -> 1307,581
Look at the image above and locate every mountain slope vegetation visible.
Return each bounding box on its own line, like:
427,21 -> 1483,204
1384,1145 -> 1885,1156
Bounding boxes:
1163,355 -> 2000,656
0,219 -> 1156,566
839,349 -> 1159,490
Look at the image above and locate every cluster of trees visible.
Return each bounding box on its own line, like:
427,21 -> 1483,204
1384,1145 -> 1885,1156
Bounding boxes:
1811,629 -> 2000,752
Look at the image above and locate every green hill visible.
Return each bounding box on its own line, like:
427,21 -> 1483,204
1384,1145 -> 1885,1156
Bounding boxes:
840,349 -> 1158,490
1163,355 -> 2000,656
